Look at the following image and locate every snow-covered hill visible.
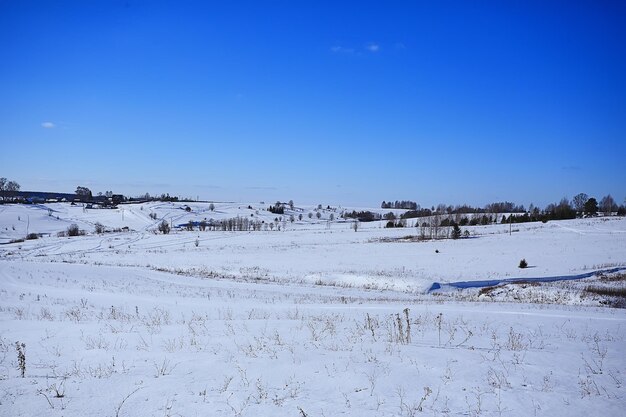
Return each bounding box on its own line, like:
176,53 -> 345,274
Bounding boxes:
1,202 -> 625,416
1,202 -> 625,291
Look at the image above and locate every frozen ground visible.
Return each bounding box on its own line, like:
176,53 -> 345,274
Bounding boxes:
0,202 -> 625,416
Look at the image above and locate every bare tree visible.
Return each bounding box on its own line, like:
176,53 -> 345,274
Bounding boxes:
0,178 -> 20,201
432,211 -> 441,239
75,186 -> 92,201
6,180 -> 20,193
599,194 -> 616,215
573,193 -> 588,215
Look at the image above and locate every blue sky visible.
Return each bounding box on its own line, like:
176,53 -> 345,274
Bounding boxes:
1,1 -> 625,207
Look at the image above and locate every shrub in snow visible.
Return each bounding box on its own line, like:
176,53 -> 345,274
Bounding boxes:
15,342 -> 25,378
94,222 -> 105,234
67,224 -> 80,237
519,258 -> 528,269
158,220 -> 170,234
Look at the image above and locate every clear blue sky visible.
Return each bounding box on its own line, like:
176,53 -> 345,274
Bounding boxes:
1,0 -> 625,207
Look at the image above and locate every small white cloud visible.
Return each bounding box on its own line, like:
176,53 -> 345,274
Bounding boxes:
41,122 -> 55,129
366,43 -> 380,52
331,45 -> 355,54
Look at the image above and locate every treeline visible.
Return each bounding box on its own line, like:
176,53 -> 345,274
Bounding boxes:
201,217 -> 265,232
387,194 -> 626,230
342,210 -> 382,222
268,202 -> 285,214
383,194 -> 625,221
382,200 -> 525,214
504,196 -> 625,223
381,200 -> 418,210
129,192 -> 180,202
177,216 -> 288,232
484,202 -> 526,213
344,194 -> 626,226
389,201 -> 527,218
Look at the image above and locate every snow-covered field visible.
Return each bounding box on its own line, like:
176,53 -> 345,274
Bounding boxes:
1,202 -> 625,416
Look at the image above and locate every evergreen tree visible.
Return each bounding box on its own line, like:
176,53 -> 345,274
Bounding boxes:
451,224 -> 461,239
584,198 -> 598,216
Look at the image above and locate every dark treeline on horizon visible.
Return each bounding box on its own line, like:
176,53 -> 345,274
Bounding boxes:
357,194 -> 626,225
380,194 -> 624,217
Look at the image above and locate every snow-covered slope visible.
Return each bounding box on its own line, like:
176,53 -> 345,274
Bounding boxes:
1,202 -> 625,416
1,202 -> 625,291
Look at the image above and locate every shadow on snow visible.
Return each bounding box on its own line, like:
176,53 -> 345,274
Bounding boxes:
428,267 -> 626,292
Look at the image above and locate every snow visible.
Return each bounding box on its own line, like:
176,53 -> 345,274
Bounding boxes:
0,202 -> 625,416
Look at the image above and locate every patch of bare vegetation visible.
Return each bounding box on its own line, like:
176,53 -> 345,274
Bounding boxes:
372,234 -> 455,243
478,286 -> 497,297
584,286 -> 626,308
598,273 -> 626,282
372,235 -> 423,243
478,281 -> 541,297
456,273 -> 626,308
584,287 -> 626,297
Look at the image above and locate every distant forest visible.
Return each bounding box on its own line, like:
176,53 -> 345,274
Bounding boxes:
358,194 -> 626,226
